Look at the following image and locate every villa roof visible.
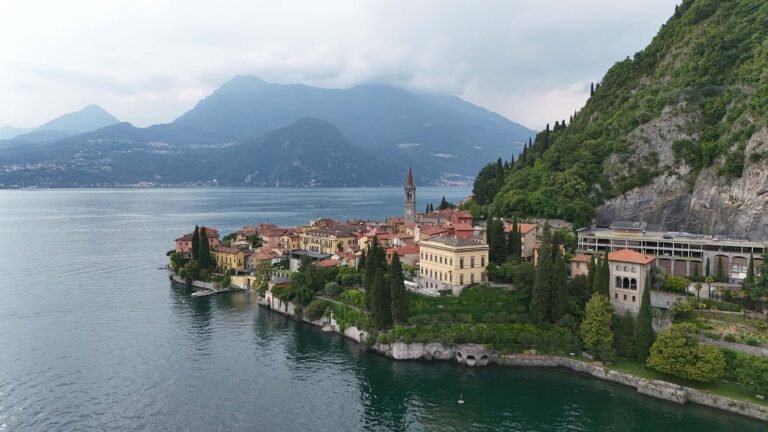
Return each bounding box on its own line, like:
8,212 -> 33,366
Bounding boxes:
316,259 -> 340,268
452,223 -> 474,231
426,236 -> 486,248
215,246 -> 244,254
570,254 -> 592,263
608,249 -> 656,265
504,222 -> 537,235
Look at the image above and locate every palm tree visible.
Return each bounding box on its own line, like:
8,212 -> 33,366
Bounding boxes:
694,282 -> 703,300
705,276 -> 714,299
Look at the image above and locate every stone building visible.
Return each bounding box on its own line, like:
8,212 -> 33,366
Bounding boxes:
404,167 -> 416,225
608,249 -> 655,315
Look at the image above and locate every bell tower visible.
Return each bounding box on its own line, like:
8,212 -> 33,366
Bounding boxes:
404,167 -> 416,224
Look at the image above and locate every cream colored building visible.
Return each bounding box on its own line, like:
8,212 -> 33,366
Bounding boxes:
418,236 -> 489,295
608,249 -> 655,315
299,228 -> 358,255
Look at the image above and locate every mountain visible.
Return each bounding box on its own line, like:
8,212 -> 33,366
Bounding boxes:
482,0 -> 768,238
0,105 -> 121,149
0,126 -> 34,141
0,119 -> 393,187
215,118 -> 395,186
37,105 -> 120,133
146,76 -> 535,181
0,78 -> 534,186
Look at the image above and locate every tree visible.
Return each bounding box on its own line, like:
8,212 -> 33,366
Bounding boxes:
590,82 -> 595,97
252,260 -> 272,294
705,275 -> 714,299
425,204 -> 430,214
593,253 -> 610,297
198,226 -> 212,269
744,253 -> 755,286
586,254 -> 597,296
530,223 -> 553,322
389,254 -> 409,324
507,217 -> 521,261
289,256 -> 316,305
635,275 -> 655,362
613,311 -> 636,358
735,355 -> 768,395
580,292 -> 614,361
370,270 -> 392,329
358,249 -> 366,270
694,282 -> 703,299
747,251 -> 768,302
646,323 -> 726,383
364,238 -> 386,309
716,256 -> 725,281
439,196 -> 450,210
248,233 -> 263,248
705,257 -> 711,277
495,158 -> 505,196
429,203 -> 434,213
488,218 -> 508,264
551,250 -> 569,319
191,225 -> 200,260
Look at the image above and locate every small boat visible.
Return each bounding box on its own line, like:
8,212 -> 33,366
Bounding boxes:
458,394 -> 464,404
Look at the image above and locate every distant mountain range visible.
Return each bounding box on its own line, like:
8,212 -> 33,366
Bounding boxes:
0,76 -> 535,187
0,105 -> 120,148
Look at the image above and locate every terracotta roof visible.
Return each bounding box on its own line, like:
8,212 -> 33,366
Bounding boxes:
451,210 -> 472,219
420,225 -> 451,236
394,233 -> 414,238
608,249 -> 656,265
452,223 -> 474,231
504,222 -> 537,234
261,228 -> 287,237
316,259 -> 340,268
215,246 -> 244,254
249,251 -> 273,261
570,255 -> 592,263
394,244 -> 419,255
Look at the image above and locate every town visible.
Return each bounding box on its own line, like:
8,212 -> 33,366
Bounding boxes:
167,168 -> 768,421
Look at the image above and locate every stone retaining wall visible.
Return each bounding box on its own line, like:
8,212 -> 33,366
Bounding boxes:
700,336 -> 768,357
169,273 -> 216,290
257,296 -> 767,423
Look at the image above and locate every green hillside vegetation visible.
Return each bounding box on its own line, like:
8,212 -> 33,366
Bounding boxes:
472,0 -> 768,227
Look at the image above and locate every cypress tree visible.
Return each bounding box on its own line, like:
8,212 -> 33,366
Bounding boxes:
635,274 -> 655,362
371,270 -> 392,329
425,204 -> 430,214
590,82 -> 595,96
507,216 -> 521,261
591,255 -> 603,295
745,253 -> 755,286
705,257 -> 711,277
389,254 -> 409,324
551,250 -> 569,320
358,249 -> 366,270
717,256 -> 725,280
586,254 -> 596,296
488,219 -> 508,264
191,225 -> 200,260
599,253 -> 610,297
198,226 -> 211,269
495,158 -> 505,195
439,196 -> 449,210
530,223 -> 553,322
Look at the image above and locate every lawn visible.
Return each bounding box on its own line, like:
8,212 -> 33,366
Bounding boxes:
610,358 -> 768,407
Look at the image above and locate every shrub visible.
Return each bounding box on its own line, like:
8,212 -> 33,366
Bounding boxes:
646,323 -> 726,383
305,299 -> 334,321
724,334 -> 737,342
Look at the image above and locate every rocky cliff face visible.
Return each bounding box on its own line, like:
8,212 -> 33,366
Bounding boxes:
599,126 -> 768,238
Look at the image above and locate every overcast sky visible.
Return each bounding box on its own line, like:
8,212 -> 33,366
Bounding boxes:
0,0 -> 678,130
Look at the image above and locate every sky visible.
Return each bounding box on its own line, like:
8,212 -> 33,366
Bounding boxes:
0,0 -> 679,131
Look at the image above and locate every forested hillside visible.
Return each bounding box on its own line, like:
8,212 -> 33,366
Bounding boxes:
472,0 -> 768,234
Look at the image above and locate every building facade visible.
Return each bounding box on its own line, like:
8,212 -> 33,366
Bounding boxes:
299,227 -> 358,255
214,246 -> 246,272
578,221 -> 765,281
418,236 -> 489,295
608,249 -> 655,315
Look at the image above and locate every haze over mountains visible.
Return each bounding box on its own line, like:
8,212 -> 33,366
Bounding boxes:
0,76 -> 534,187
0,105 -> 120,145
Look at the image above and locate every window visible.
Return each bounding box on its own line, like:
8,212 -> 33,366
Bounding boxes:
460,258 -> 464,269
460,274 -> 464,284
481,256 -> 485,267
470,273 -> 475,283
615,276 -> 622,289
471,257 -> 475,268
614,293 -> 618,299
616,265 -> 621,270
632,296 -> 636,302
623,294 -> 627,300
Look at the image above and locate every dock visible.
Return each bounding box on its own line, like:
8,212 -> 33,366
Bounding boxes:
191,288 -> 230,298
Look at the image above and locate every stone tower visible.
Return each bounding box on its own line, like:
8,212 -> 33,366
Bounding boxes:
404,167 -> 416,224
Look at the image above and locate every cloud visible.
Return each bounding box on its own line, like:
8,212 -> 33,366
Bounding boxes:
0,0 -> 678,129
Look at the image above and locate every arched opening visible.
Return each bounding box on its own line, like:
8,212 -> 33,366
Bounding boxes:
630,278 -> 637,290
615,276 -> 622,289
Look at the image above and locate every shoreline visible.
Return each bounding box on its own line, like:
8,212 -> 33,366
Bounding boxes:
258,291 -> 768,423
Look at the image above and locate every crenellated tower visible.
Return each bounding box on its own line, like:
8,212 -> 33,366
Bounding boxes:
404,168 -> 416,224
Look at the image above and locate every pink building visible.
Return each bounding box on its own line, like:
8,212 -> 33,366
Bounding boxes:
175,228 -> 220,257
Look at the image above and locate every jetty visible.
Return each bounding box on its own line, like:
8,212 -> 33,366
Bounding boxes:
191,288 -> 230,298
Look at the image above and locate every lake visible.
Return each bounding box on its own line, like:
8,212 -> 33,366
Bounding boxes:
0,187 -> 764,431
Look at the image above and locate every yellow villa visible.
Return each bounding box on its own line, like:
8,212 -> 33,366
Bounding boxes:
418,236 -> 489,295
215,246 -> 247,272
299,227 -> 358,255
